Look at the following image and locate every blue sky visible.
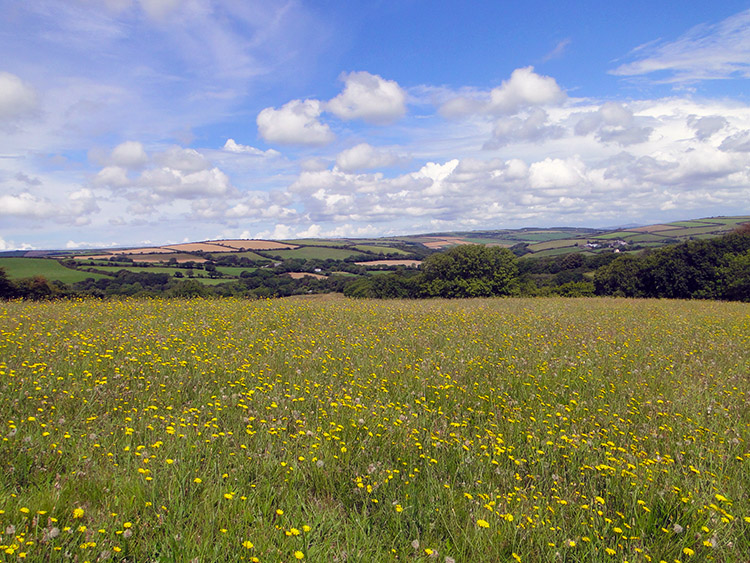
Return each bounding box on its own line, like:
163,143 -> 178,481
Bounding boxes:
2,1 -> 750,249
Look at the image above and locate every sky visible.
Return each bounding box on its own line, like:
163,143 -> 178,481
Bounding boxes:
3,1 -> 750,250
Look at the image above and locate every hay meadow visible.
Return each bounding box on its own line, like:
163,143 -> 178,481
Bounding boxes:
0,296 -> 748,562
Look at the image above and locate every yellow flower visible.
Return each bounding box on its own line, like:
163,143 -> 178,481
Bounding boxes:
477,519 -> 490,528
294,551 -> 304,559
683,547 -> 695,556
73,508 -> 84,519
242,540 -> 254,549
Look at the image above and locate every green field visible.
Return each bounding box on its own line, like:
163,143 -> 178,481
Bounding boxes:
279,239 -> 350,247
593,231 -> 639,240
215,251 -> 270,261
352,245 -> 411,255
0,258 -> 108,283
1,297 -> 748,562
527,239 -> 583,252
263,247 -> 367,261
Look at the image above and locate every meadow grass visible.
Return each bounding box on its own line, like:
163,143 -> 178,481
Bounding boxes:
0,297 -> 748,562
0,259 -> 108,283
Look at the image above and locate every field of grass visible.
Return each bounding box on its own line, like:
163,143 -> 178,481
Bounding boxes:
352,245 -> 411,255
0,297 -> 748,561
527,239 -> 583,252
280,240 -> 349,247
593,232 -> 639,240
0,258 -> 108,283
262,247 -> 367,261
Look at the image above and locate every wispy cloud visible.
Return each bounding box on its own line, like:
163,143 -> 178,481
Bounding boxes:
542,38 -> 571,62
611,9 -> 750,82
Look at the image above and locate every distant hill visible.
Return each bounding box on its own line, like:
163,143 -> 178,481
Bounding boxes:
1,215 -> 748,286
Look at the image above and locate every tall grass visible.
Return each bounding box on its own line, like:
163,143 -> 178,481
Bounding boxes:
0,297 -> 748,561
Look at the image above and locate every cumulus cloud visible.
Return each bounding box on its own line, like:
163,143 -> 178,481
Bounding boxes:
611,9 -> 750,82
139,166 -> 232,198
574,102 -> 652,146
257,99 -> 335,146
110,141 -> 149,169
93,166 -> 131,188
0,71 -> 38,121
529,157 -> 586,190
327,71 -> 407,124
65,239 -> 119,249
335,143 -> 405,171
90,144 -> 236,201
0,188 -> 99,224
490,108 -> 565,147
223,139 -> 280,157
439,67 -> 565,118
487,67 -> 566,115
0,193 -> 56,218
155,147 -> 211,173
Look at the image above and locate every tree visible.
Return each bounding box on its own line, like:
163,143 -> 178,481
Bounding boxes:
419,245 -> 519,298
0,268 -> 16,299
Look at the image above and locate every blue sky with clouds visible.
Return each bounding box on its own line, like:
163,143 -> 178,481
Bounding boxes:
2,1 -> 750,249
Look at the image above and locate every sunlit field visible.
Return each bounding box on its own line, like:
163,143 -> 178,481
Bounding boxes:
1,297 -> 748,562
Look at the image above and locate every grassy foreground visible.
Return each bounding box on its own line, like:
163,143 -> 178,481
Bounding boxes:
0,297 -> 748,562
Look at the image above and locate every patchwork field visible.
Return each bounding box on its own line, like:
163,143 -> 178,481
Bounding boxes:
0,297 -> 748,561
0,258 -> 108,283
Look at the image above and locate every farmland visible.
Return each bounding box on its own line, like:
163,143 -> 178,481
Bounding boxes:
0,297 -> 748,561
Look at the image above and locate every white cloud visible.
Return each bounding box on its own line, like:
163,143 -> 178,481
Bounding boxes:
67,188 -> 100,223
574,102 -> 653,146
0,71 -> 38,121
611,9 -> 750,82
89,144 -> 237,201
257,99 -> 335,146
253,224 -> 295,240
327,71 -> 407,124
487,67 -> 566,115
529,157 -> 586,190
140,166 -> 233,198
491,108 -> 564,147
93,166 -> 131,188
0,193 -> 56,218
65,239 -> 119,249
335,143 -> 404,171
110,141 -> 148,169
438,67 -> 565,119
223,139 -> 280,157
155,147 -> 211,173
0,236 -> 34,251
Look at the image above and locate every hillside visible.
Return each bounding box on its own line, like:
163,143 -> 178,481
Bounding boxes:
0,215 -> 748,299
